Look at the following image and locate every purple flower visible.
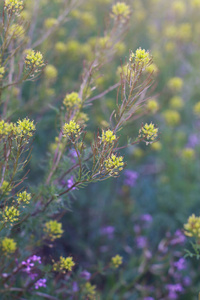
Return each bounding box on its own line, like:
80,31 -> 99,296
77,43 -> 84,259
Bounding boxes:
69,149 -> 78,163
187,134 -> 199,148
29,273 -> 38,280
170,230 -> 186,246
183,276 -> 191,287
144,298 -> 154,300
72,281 -> 79,292
22,259 -> 34,273
100,226 -> 115,239
173,258 -> 186,270
67,176 -> 76,190
123,170 -> 138,187
166,283 -> 183,293
136,236 -> 147,248
30,255 -> 41,264
140,214 -> 153,223
35,278 -> 46,289
80,270 -> 91,281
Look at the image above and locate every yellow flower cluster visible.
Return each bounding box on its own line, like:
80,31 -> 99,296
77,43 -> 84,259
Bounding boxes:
0,67 -> 5,79
146,99 -> 159,114
44,220 -> 64,241
2,206 -> 20,224
101,130 -> 116,144
184,214 -> 200,238
53,256 -> 75,273
169,96 -> 184,109
104,154 -> 124,175
0,181 -> 12,195
16,118 -> 36,137
63,92 -> 81,109
25,50 -> 44,70
193,101 -> 200,116
167,77 -> 183,92
17,191 -> 31,204
44,65 -> 58,81
9,24 -> 25,39
62,120 -> 81,138
151,141 -> 162,151
163,110 -> 180,126
129,48 -> 150,68
181,148 -> 195,160
44,18 -> 58,29
139,123 -> 158,142
2,237 -> 17,255
5,0 -> 23,14
84,282 -> 96,300
111,254 -> 123,268
111,2 -> 131,22
0,118 -> 35,139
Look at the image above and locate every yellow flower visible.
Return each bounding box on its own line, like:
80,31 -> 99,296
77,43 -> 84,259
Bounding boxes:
25,50 -> 44,70
44,220 -> 64,241
151,141 -> 162,151
111,2 -> 131,22
44,65 -> 58,81
16,118 -> 36,137
146,99 -> 159,114
163,110 -> 180,126
2,206 -> 20,224
0,121 -> 15,138
104,154 -> 124,176
191,0 -> 200,8
5,0 -> 23,14
44,18 -> 58,29
63,92 -> 81,109
0,181 -> 12,195
55,42 -> 67,53
168,77 -> 183,92
101,130 -> 116,144
181,148 -> 195,160
129,48 -> 150,68
17,191 -> 31,204
53,256 -> 75,273
169,96 -> 184,109
111,254 -> 123,268
2,237 -> 17,255
0,67 -> 5,79
62,120 -> 81,138
177,23 -> 192,42
184,214 -> 200,238
9,24 -> 25,39
84,282 -> 96,299
145,63 -> 159,74
193,102 -> 200,116
171,1 -> 186,16
139,123 -> 158,142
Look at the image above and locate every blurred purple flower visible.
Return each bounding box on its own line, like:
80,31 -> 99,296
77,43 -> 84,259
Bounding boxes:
68,176 -> 76,190
30,255 -> 41,264
133,225 -> 141,234
100,226 -> 115,239
72,281 -> 79,292
183,276 -> 191,287
170,230 -> 186,246
69,149 -> 78,163
124,170 -> 138,187
136,236 -> 147,248
187,134 -> 199,148
166,283 -> 183,293
174,258 -> 186,270
80,270 -> 91,281
22,259 -> 34,273
35,278 -> 46,289
140,214 -> 153,223
144,298 -> 154,300
29,273 -> 38,280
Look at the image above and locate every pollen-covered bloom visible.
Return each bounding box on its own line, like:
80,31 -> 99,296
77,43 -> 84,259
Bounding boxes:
16,118 -> 35,137
2,237 -> 17,255
25,50 -> 44,71
111,2 -> 131,22
63,92 -> 81,109
184,214 -> 200,238
101,129 -> 116,144
104,154 -> 124,176
111,254 -> 123,268
139,123 -> 158,143
129,48 -> 150,68
53,256 -> 75,273
5,0 -> 23,14
44,220 -> 64,241
2,206 -> 20,224
62,120 -> 81,138
17,191 -> 31,204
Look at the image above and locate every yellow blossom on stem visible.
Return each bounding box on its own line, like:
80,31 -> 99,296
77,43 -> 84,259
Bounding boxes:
129,48 -> 150,68
2,206 -> 20,224
17,191 -> 31,204
101,129 -> 116,144
104,154 -> 124,175
111,2 -> 131,22
63,92 -> 81,109
184,214 -> 200,238
84,282 -> 96,299
53,256 -> 75,273
5,0 -> 23,14
139,123 -> 158,143
62,120 -> 81,138
16,118 -> 35,137
0,67 -> 5,79
111,254 -> 123,268
0,181 -> 12,195
44,220 -> 64,241
25,50 -> 44,70
2,237 -> 17,255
